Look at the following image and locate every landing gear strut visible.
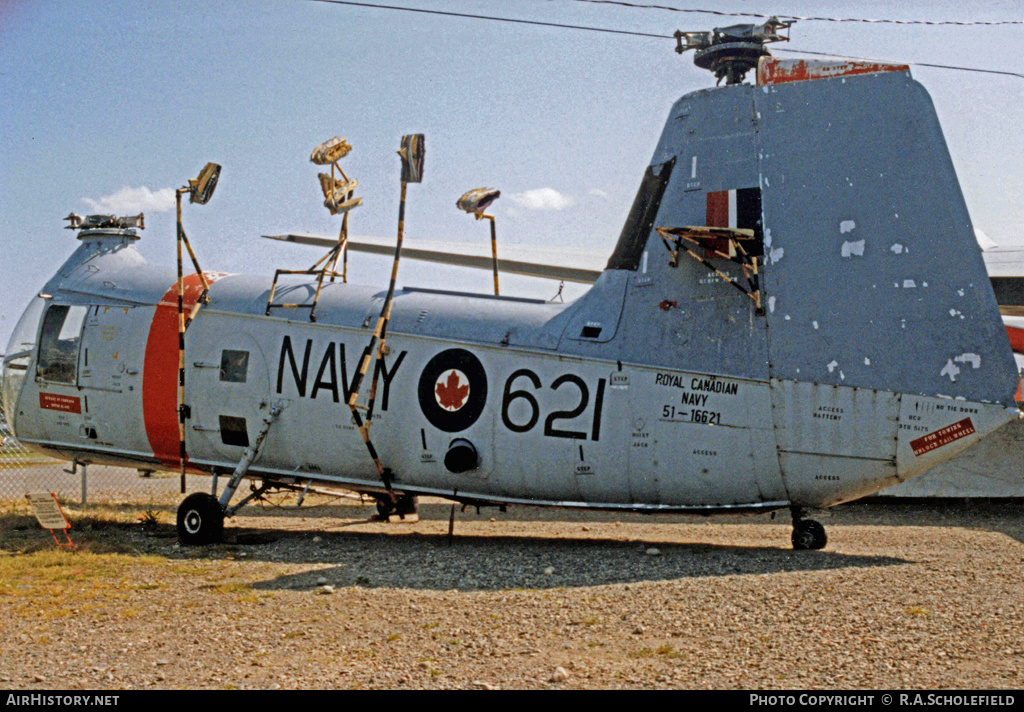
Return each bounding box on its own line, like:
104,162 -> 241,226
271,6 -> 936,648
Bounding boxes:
177,492 -> 224,545
175,401 -> 286,545
790,507 -> 827,550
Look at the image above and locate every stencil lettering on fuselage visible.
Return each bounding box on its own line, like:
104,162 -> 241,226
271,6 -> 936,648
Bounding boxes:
275,335 -> 406,410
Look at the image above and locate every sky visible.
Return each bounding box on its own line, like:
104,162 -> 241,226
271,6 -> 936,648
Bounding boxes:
1,0 -> 1022,349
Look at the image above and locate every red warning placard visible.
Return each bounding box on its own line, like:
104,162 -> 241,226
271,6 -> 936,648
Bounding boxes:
39,393 -> 82,414
910,417 -> 975,457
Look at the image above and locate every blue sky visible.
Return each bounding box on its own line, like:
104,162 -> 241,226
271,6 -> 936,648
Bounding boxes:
1,0 -> 1021,347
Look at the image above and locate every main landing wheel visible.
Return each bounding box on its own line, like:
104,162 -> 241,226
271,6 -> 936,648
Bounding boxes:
791,518 -> 827,550
177,492 -> 224,545
373,493 -> 419,522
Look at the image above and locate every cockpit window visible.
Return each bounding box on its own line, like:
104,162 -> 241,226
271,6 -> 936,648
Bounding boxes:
3,297 -> 45,371
2,297 -> 47,424
36,305 -> 87,384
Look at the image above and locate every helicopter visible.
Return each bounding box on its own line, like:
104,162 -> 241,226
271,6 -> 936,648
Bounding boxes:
1,18 -> 1018,550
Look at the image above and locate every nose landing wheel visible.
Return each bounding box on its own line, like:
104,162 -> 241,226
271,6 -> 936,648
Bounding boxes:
177,492 -> 225,545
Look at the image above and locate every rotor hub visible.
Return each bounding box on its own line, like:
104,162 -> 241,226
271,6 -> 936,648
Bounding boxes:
675,17 -> 794,85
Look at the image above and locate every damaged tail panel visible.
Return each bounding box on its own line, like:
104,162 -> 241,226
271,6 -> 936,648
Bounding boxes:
614,57 -> 1019,507
754,59 -> 1018,501
755,59 -> 1016,406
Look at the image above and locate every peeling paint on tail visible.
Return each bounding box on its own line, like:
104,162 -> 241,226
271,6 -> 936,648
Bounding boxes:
758,57 -> 909,85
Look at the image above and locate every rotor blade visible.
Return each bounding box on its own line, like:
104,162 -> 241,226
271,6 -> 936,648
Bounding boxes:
984,251 -> 1024,315
983,248 -> 1024,278
263,233 -> 603,284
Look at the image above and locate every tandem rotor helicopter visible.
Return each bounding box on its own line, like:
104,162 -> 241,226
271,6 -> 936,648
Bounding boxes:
2,18 -> 1019,550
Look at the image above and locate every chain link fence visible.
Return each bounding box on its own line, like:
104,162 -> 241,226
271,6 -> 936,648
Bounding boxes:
0,400 -> 181,505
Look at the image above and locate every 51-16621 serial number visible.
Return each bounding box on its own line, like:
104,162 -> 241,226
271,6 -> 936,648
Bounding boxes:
662,405 -> 721,425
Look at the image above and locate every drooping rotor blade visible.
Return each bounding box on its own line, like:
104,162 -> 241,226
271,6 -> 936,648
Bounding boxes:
983,249 -> 1024,315
262,233 -> 603,284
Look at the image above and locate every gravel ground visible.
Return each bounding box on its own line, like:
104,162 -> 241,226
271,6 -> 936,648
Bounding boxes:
0,495 -> 1022,690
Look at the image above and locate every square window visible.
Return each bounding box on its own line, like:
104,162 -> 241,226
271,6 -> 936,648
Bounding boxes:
219,350 -> 249,383
219,415 -> 249,447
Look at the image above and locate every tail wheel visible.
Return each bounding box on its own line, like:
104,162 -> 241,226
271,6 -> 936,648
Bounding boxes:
177,492 -> 224,545
791,519 -> 827,550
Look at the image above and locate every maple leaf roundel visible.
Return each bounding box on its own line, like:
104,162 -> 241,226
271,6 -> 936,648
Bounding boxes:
435,369 -> 470,411
417,349 -> 488,432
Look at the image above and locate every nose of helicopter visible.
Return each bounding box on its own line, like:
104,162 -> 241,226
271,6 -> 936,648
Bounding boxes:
2,296 -> 48,441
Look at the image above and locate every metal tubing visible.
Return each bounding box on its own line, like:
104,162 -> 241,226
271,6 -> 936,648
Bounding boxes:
218,401 -> 285,511
176,189 -> 187,493
487,215 -> 499,295
348,180 -> 406,409
346,180 -> 409,487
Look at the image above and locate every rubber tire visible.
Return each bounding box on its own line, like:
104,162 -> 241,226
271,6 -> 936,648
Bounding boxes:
791,519 -> 827,550
177,493 -> 224,545
395,493 -> 418,516
376,494 -> 417,518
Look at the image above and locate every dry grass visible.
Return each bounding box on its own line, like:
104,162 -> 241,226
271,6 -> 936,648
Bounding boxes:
0,500 -> 176,614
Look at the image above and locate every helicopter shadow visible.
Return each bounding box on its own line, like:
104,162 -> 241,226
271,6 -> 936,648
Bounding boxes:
835,497 -> 1024,547
228,526 -> 909,593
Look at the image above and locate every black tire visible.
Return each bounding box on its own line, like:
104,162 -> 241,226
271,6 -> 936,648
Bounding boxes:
375,493 -> 417,518
791,519 -> 827,550
395,493 -> 418,516
177,492 -> 224,545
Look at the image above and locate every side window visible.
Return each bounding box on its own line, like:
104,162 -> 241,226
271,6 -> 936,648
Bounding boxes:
219,350 -> 250,383
219,415 -> 250,447
36,305 -> 87,384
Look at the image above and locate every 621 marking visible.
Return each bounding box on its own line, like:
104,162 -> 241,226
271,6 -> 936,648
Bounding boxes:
501,369 -> 606,441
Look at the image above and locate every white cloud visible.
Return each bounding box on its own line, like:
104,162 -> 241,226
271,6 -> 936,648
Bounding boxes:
82,186 -> 176,214
508,188 -> 574,211
589,188 -> 609,200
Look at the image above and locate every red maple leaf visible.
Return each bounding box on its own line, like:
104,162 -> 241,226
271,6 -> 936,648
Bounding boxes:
435,370 -> 469,411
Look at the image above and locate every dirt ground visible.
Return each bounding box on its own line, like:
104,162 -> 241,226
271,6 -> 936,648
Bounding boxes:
0,494 -> 1022,690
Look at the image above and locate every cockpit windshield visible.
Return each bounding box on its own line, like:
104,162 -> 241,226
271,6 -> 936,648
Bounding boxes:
1,297 -> 47,434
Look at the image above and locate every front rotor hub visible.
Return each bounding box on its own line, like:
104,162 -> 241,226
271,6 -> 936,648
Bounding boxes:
675,16 -> 794,85
694,42 -> 771,85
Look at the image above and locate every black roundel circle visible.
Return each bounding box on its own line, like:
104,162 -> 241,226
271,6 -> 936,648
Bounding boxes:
417,349 -> 488,433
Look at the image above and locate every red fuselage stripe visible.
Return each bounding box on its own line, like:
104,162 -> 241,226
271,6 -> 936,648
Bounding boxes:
142,275 -> 207,467
1005,325 -> 1024,403
1006,325 -> 1024,355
